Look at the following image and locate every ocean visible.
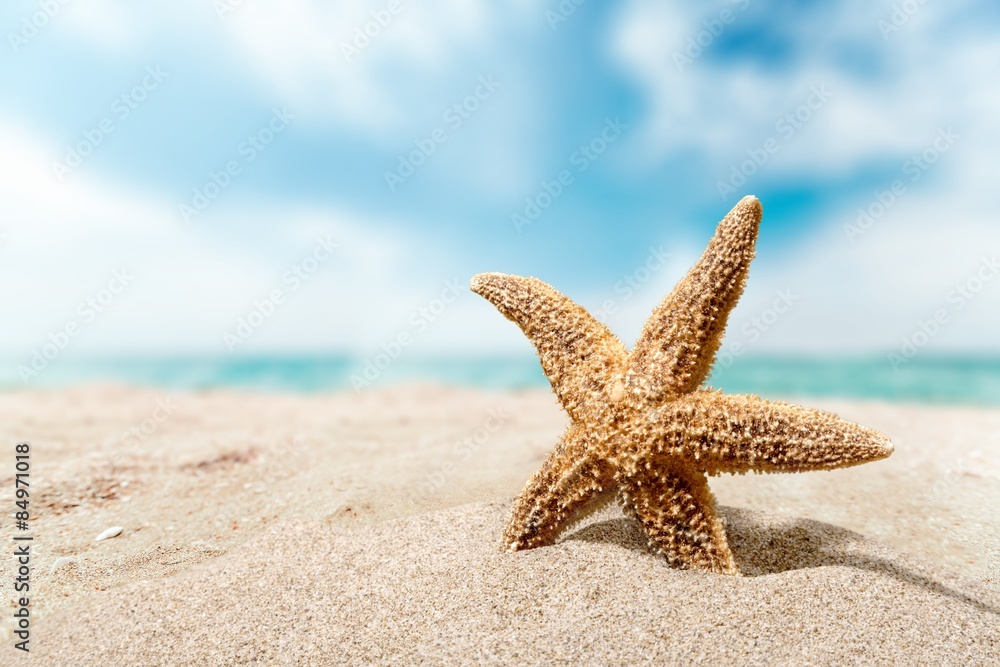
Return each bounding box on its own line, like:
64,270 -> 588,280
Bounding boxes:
4,355 -> 1000,405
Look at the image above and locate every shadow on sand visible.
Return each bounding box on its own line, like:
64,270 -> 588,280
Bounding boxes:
562,505 -> 999,616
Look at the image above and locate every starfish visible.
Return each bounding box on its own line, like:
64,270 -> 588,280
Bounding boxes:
470,195 -> 894,575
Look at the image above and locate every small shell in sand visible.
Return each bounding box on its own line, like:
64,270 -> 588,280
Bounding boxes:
95,526 -> 124,542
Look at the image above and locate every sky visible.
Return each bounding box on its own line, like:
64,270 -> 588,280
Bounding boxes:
1,0 -> 999,365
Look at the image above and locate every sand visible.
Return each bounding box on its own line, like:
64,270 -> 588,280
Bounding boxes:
27,502 -> 1000,665
2,385 -> 999,664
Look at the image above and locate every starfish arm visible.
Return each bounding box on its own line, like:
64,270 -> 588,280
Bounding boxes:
617,461 -> 738,575
503,424 -> 614,551
471,272 -> 628,422
640,390 -> 895,475
627,196 -> 762,402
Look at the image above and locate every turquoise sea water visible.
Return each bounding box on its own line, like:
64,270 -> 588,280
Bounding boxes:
3,355 -> 1000,405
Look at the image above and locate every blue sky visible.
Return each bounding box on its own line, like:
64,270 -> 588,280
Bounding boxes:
1,0 -> 998,362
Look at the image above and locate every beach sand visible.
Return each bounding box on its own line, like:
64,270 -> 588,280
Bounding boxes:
3,385 -> 999,664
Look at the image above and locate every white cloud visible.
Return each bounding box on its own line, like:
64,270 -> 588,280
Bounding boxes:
6,0 -> 997,363
215,0 -> 544,196
1,121 -> 995,363
608,0 -> 1000,182
52,0 -> 501,136
46,0 -> 546,199
723,195 -> 1000,355
601,0 -> 1000,354
0,121 -> 480,360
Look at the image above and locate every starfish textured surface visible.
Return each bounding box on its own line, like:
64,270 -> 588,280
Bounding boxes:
471,196 -> 894,575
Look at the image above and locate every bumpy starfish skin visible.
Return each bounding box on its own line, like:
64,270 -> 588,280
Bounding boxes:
471,195 -> 894,575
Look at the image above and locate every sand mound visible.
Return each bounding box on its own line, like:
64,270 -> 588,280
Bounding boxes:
27,501 -> 999,666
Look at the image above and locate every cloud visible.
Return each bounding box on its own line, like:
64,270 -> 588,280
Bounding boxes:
3,0 -> 997,363
43,0 -> 500,136
598,0 -> 1000,355
0,120 -> 480,360
33,0 -> 547,200
608,0 -> 1000,181
722,194 -> 1000,355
